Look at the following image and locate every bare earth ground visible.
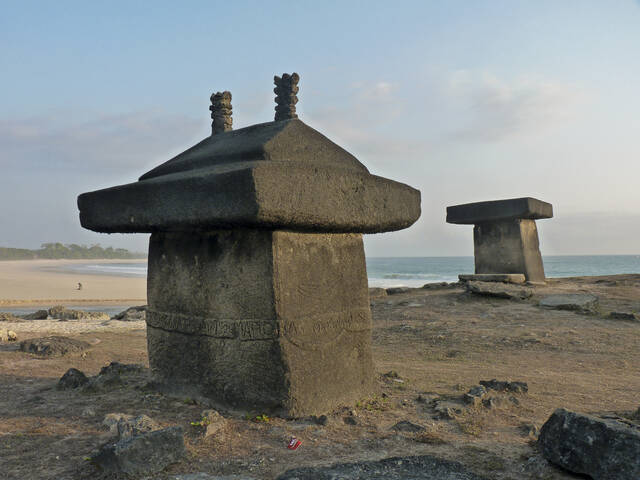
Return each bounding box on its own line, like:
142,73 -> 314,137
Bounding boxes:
1,274 -> 639,479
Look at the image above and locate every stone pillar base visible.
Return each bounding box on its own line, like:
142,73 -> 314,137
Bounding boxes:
473,219 -> 545,283
146,230 -> 373,417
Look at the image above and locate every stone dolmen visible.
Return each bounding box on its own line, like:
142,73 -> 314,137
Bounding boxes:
78,73 -> 421,416
446,197 -> 553,283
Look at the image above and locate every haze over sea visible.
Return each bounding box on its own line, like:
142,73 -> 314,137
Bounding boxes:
58,256 -> 640,289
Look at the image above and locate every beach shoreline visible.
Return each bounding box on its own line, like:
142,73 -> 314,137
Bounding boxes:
0,259 -> 147,306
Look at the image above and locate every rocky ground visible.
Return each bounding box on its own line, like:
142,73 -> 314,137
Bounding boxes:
0,275 -> 638,479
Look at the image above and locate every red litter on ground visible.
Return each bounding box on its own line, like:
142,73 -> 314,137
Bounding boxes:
287,437 -> 302,450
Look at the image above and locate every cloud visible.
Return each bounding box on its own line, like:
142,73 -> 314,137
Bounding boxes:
305,80 -> 427,165
0,110 -> 204,175
445,70 -> 582,142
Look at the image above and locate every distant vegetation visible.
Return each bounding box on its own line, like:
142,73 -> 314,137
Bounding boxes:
0,243 -> 146,260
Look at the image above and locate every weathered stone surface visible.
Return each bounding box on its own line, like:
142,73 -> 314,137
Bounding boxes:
210,91 -> 232,134
19,336 -> 90,357
474,219 -> 546,282
465,281 -> 533,300
57,368 -> 89,389
539,294 -> 599,313
539,408 -> 640,479
274,72 -> 299,121
146,230 -> 373,417
458,274 -> 525,284
479,379 -> 528,393
92,425 -> 185,476
446,197 -> 553,225
276,455 -> 489,479
112,305 -> 146,321
78,119 -> 421,234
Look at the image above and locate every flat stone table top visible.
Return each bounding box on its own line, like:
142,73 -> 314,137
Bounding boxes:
78,119 -> 421,234
446,197 -> 553,225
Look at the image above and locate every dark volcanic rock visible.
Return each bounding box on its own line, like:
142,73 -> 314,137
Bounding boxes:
386,287 -> 412,295
539,408 -> 640,480
92,425 -> 185,476
608,311 -> 639,322
480,379 -> 528,393
276,455 -> 488,479
463,385 -> 487,406
19,336 -> 90,357
112,305 -> 147,321
84,362 -> 145,391
57,368 -> 89,389
22,309 -> 49,320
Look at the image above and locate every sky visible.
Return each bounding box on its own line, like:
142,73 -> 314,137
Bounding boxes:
1,0 -> 639,257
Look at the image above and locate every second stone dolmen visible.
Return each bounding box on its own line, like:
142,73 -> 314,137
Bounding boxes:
446,197 -> 553,283
77,73 -> 421,417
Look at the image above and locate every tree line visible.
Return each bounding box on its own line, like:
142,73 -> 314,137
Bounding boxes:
0,243 -> 146,260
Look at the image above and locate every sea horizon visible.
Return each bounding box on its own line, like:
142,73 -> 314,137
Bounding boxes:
46,254 -> 640,289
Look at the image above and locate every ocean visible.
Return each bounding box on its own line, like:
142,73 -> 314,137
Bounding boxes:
56,255 -> 640,288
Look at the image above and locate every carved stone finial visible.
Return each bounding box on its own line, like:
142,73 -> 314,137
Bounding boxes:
210,91 -> 232,135
274,73 -> 299,121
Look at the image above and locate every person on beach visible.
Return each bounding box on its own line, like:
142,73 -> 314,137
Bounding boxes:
77,282 -> 82,290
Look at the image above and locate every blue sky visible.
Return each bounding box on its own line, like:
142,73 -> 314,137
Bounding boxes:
1,1 -> 639,255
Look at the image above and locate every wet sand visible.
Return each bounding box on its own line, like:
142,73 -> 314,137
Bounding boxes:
0,259 -> 146,306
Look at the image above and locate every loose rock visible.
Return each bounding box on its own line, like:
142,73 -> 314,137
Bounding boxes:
201,409 -> 226,438
92,425 -> 186,476
7,330 -> 17,341
103,413 -> 134,434
117,414 -> 159,440
48,305 -> 110,321
538,408 -> 640,479
22,310 -> 49,320
19,336 -> 90,357
112,305 -> 147,322
434,400 -> 464,419
465,281 -> 533,300
463,385 -> 487,406
608,311 -> 639,322
386,287 -> 412,295
391,420 -> 426,433
539,294 -> 599,313
57,368 -> 89,389
479,379 -> 528,393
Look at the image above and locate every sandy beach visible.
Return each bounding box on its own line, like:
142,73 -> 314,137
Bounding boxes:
0,259 -> 147,306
